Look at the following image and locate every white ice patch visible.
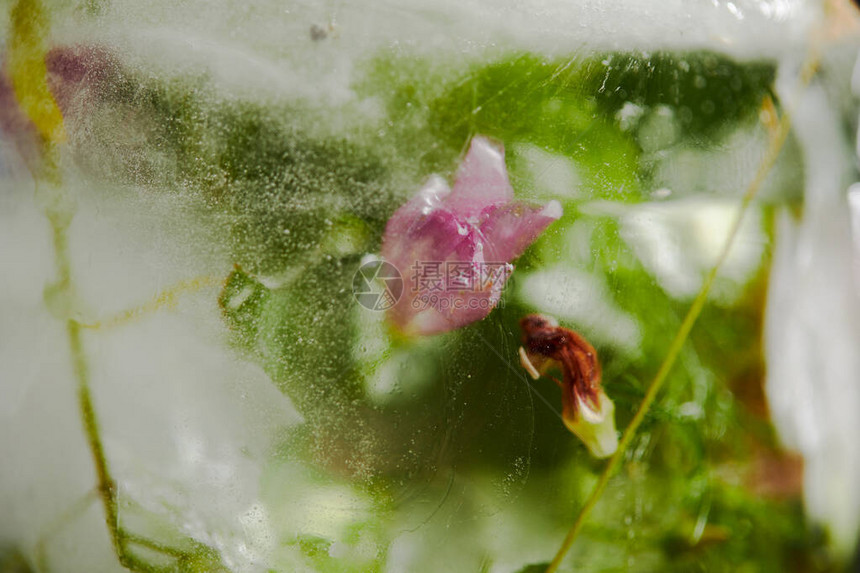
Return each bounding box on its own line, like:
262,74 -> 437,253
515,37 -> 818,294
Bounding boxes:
0,171 -> 302,571
50,0 -> 815,118
764,60 -> 860,559
517,265 -> 641,354
849,184 -> 860,286
514,144 -> 581,200
618,197 -> 766,304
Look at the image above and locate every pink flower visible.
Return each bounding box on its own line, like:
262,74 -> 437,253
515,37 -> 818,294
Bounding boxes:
382,136 -> 562,335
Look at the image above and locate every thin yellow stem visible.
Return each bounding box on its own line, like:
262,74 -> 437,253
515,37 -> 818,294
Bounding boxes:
80,275 -> 224,330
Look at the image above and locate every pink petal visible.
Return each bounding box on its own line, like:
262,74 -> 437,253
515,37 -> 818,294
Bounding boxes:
382,200 -> 473,282
446,136 -> 513,217
383,219 -> 486,335
409,286 -> 504,335
0,71 -> 41,166
45,44 -> 119,114
0,44 -> 118,169
379,136 -> 562,336
393,257 -> 510,336
478,200 -> 562,262
382,175 -> 450,240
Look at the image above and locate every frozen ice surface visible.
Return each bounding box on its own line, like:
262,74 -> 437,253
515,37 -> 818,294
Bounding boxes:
31,0 -> 818,112
0,170 -> 302,571
2,0 -> 860,571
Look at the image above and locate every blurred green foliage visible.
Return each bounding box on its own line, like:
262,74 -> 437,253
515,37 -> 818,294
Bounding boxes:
69,46 -> 835,571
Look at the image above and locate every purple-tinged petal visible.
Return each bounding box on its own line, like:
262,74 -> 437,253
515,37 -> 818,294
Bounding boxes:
0,44 -> 119,170
379,136 -> 562,336
382,203 -> 472,281
383,218 -> 486,335
445,136 -> 513,217
409,283 -> 506,335
382,175 -> 450,240
45,44 -> 120,115
0,69 -> 42,167
478,199 -> 562,262
385,231 -> 511,336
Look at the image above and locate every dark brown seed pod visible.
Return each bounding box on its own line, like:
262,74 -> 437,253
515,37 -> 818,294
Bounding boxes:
519,314 -> 618,458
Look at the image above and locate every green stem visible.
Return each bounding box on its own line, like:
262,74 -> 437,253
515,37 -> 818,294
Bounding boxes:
121,532 -> 189,559
47,204 -> 165,573
13,3 -> 182,571
42,184 -> 125,566
70,320 -> 121,552
545,54 -> 818,573
37,147 -> 199,573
